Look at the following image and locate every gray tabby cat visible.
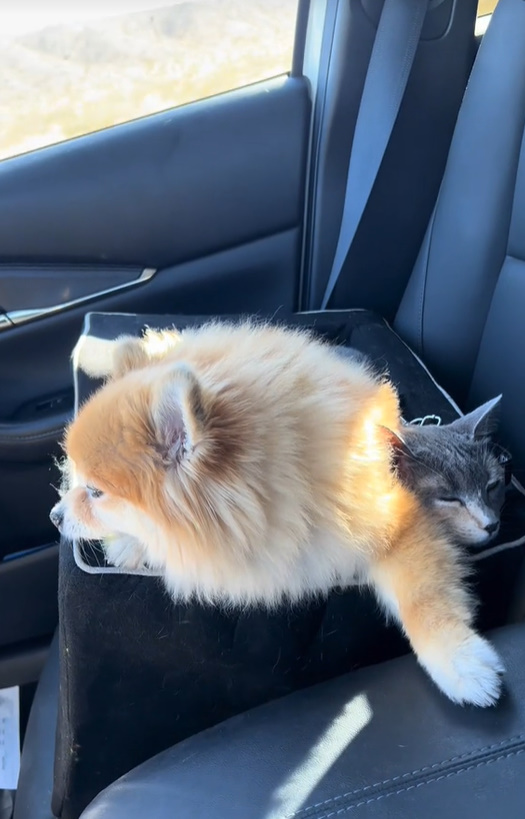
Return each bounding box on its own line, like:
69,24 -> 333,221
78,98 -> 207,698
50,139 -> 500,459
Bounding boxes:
336,347 -> 506,546
389,396 -> 506,547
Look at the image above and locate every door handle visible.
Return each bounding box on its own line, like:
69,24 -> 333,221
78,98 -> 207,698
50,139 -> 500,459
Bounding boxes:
0,267 -> 156,332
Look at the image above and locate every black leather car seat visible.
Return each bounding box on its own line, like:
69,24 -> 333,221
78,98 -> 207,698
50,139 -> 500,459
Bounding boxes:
396,0 -> 525,471
81,624 -> 525,819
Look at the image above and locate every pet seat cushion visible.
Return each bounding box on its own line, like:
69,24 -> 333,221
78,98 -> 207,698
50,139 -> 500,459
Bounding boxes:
53,309 -> 525,819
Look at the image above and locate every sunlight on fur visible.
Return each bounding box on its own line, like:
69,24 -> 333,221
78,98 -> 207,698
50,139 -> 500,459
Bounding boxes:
51,321 -> 505,707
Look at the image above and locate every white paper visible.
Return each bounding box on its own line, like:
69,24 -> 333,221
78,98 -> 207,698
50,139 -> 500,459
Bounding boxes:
0,687 -> 20,790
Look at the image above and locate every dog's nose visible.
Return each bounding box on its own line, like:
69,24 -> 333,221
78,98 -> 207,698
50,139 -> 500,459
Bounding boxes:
485,521 -> 499,536
50,506 -> 64,531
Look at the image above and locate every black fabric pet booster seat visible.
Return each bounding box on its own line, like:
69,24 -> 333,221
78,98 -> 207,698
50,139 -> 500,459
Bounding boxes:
53,309 -> 525,819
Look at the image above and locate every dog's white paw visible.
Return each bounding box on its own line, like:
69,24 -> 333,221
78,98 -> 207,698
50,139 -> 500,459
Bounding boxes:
420,632 -> 505,707
103,535 -> 147,571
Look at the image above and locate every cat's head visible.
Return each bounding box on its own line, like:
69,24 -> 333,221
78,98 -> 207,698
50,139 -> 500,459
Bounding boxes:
386,396 -> 508,547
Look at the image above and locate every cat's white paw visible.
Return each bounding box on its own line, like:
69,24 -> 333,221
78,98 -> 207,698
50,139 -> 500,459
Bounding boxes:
419,632 -> 505,707
103,535 -> 147,571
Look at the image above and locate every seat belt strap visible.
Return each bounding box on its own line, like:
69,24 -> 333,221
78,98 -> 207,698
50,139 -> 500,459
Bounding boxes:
320,0 -> 429,310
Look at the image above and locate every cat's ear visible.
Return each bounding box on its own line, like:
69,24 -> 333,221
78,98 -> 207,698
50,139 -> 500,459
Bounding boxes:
151,364 -> 206,464
379,426 -> 416,482
379,426 -> 408,451
449,395 -> 502,440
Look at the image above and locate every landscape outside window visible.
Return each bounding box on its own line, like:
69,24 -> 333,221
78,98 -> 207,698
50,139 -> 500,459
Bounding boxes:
477,0 -> 498,15
0,0 -> 298,161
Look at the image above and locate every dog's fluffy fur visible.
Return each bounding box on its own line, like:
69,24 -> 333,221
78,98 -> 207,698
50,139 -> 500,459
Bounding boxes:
52,322 -> 504,707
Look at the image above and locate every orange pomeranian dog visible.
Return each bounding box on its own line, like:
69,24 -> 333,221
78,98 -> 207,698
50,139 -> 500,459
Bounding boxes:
50,321 -> 504,707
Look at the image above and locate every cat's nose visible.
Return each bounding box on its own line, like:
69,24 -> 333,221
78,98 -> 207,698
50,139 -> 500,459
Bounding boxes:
485,521 -> 499,536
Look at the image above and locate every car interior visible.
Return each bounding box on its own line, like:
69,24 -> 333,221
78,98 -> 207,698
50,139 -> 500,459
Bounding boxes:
1,0 -> 525,817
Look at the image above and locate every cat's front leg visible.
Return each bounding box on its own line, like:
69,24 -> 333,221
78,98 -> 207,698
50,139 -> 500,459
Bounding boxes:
103,535 -> 148,571
368,515 -> 504,707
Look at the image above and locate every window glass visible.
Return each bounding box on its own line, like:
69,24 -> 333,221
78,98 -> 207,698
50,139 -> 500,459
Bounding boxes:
477,0 -> 498,15
476,0 -> 498,35
0,1 -> 299,161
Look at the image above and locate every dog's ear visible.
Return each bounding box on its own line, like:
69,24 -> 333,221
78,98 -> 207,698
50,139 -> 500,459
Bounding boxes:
152,364 -> 206,464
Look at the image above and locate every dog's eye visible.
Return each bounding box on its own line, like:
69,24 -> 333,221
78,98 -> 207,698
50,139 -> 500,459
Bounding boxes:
87,485 -> 104,499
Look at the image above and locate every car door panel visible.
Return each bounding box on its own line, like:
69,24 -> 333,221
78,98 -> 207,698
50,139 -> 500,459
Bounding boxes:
0,227 -> 301,422
0,546 -> 58,651
0,77 -> 308,266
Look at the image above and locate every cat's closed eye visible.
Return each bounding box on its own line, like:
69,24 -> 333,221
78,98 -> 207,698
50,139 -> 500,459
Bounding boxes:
487,479 -> 501,493
436,497 -> 463,506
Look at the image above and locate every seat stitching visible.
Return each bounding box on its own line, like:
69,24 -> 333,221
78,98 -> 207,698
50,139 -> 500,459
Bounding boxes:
315,748 -> 524,818
291,733 -> 525,817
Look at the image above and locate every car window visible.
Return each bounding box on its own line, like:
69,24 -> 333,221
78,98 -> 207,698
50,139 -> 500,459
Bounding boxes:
476,0 -> 498,34
0,0 -> 299,161
477,0 -> 498,13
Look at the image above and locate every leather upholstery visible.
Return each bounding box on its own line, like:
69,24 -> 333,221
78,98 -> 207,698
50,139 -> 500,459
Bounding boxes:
396,0 -> 525,469
81,624 -> 525,818
13,633 -> 58,819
